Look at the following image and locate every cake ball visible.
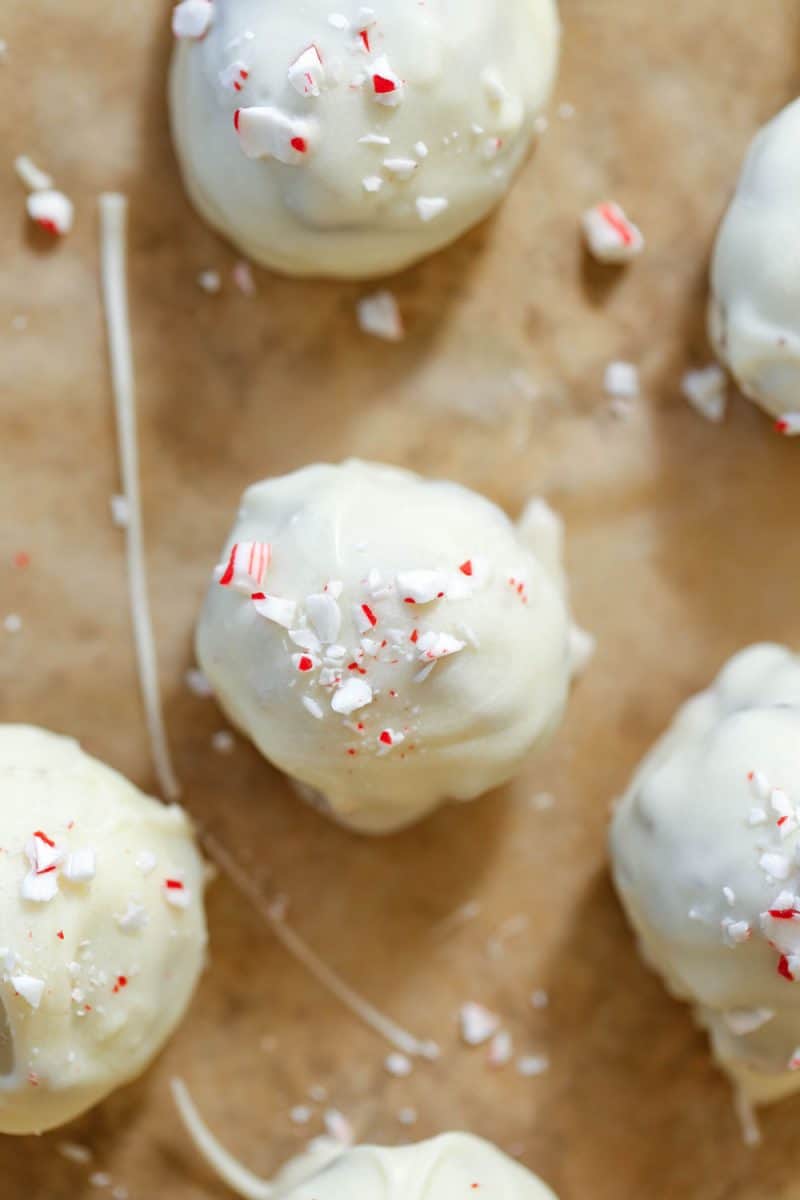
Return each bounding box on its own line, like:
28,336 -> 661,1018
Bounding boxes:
709,99 -> 800,427
610,644 -> 800,1104
173,1081 -> 559,1200
0,726 -> 207,1134
169,0 -> 560,279
196,461 -> 582,834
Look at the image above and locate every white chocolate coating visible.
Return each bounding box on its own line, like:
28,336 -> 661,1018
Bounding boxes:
610,645 -> 800,1104
0,726 -> 207,1134
709,98 -> 800,420
169,0 -> 560,279
196,461 -> 576,834
275,1134 -> 558,1200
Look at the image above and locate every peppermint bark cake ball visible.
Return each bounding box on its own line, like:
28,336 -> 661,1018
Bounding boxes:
173,1088 -> 560,1200
196,461 -> 584,833
0,726 -> 207,1135
610,645 -> 800,1105
169,0 -> 560,279
709,99 -> 800,430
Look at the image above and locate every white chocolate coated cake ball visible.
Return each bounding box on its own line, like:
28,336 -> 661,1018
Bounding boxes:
709,99 -> 800,427
0,726 -> 207,1134
196,461 -> 581,834
169,0 -> 560,279
173,1088 -> 560,1200
611,645 -> 800,1104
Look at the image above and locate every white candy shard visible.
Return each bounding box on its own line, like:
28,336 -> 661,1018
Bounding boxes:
62,848 -> 97,883
27,190 -> 73,236
11,975 -> 45,1010
760,851 -> 791,880
384,1051 -> 412,1077
331,677 -> 373,715
357,291 -> 404,342
723,1008 -> 775,1036
172,0 -> 213,40
487,1030 -> 513,1067
582,202 -> 644,264
604,361 -> 639,399
235,106 -> 317,164
416,196 -> 449,222
383,157 -> 417,180
288,45 -> 325,97
306,593 -> 342,643
117,900 -> 149,933
682,365 -> 727,424
459,1001 -> 499,1046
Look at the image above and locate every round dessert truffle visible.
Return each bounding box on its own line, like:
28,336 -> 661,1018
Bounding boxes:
0,726 -> 207,1135
610,644 -> 800,1105
174,1092 -> 559,1200
196,460 -> 581,833
169,0 -> 560,279
709,99 -> 800,426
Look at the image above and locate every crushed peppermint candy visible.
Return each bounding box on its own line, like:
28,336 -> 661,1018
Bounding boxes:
357,291 -> 404,342
603,361 -> 639,399
517,1054 -> 549,1077
290,1105 -> 312,1125
302,696 -> 324,720
163,878 -> 192,909
172,0 -> 213,39
331,677 -> 373,715
487,1030 -> 513,1067
383,157 -> 417,180
775,413 -> 800,437
235,106 -> 317,164
218,541 -> 271,592
232,260 -> 256,296
760,851 -> 791,881
722,917 -> 751,945
219,61 -> 249,93
289,45 -> 325,96
459,1001 -> 500,1046
197,269 -> 222,293
211,730 -> 235,754
417,631 -> 465,661
682,366 -> 727,424
397,1106 -> 418,1125
416,196 -> 449,222
324,1109 -> 354,1145
116,900 -> 149,933
582,202 -> 644,264
136,850 -> 157,875
62,848 -> 97,883
371,56 -> 404,106
384,1051 -> 413,1077
252,592 -> 297,629
306,592 -> 342,643
11,974 -> 45,1009
27,189 -> 73,236
396,569 -> 447,604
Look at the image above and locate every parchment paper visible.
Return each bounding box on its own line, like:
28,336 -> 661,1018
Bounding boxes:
2,1 -> 800,1197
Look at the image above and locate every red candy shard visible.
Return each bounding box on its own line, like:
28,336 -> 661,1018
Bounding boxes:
373,73 -> 396,94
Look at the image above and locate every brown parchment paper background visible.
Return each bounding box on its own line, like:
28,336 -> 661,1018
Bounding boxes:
2,1 -> 800,1197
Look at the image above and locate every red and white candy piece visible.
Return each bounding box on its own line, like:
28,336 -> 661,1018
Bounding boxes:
353,602 -> 379,633
371,55 -> 404,107
172,0 -> 213,40
26,830 -> 63,875
378,728 -> 405,750
331,677 -> 373,715
252,592 -> 297,629
218,541 -> 271,592
582,202 -> 644,264
417,631 -> 465,661
357,291 -> 404,343
235,107 -> 318,165
27,190 -> 73,236
292,653 -> 319,673
219,60 -> 250,93
163,877 -> 192,910
288,45 -> 325,97
397,569 -> 447,604
355,7 -> 376,52
775,413 -> 800,437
